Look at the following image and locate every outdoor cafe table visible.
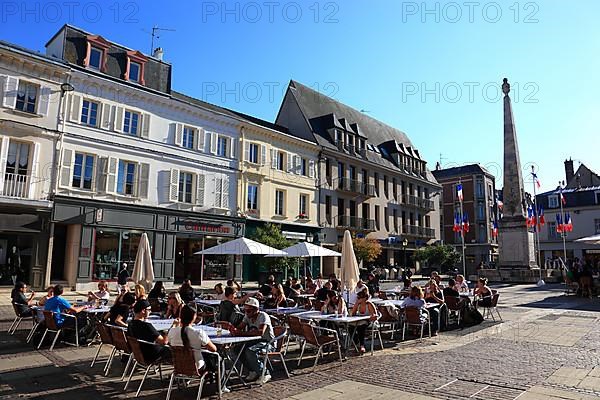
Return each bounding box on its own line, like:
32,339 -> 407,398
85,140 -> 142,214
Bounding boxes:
291,310 -> 372,355
147,319 -> 261,396
195,299 -> 222,307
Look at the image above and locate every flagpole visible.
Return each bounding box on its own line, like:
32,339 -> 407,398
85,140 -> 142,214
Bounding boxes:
458,180 -> 466,278
559,181 -> 567,267
531,166 -> 543,285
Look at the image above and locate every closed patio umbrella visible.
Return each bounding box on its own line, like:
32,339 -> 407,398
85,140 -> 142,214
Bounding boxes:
340,230 -> 360,298
132,232 -> 154,291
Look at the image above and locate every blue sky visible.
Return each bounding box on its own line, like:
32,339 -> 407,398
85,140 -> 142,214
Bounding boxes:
2,1 -> 598,192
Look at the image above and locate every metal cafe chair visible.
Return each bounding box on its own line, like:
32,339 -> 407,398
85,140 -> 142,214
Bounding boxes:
402,307 -> 431,342
260,325 -> 291,380
38,310 -> 79,350
108,325 -> 133,379
124,336 -> 168,397
166,346 -> 210,400
298,322 -> 343,370
90,323 -> 114,371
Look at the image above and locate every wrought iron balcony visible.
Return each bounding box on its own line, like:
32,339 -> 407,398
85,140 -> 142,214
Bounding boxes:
337,177 -> 375,197
402,194 -> 435,211
337,216 -> 376,231
402,224 -> 435,239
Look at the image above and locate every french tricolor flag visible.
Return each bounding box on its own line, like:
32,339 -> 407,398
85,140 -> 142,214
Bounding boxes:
456,184 -> 463,201
492,220 -> 498,238
532,172 -> 541,188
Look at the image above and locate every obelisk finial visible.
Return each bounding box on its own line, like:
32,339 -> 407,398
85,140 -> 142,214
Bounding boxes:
502,78 -> 510,96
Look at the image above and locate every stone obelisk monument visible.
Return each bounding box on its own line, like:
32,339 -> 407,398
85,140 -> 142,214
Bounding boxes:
498,78 -> 537,270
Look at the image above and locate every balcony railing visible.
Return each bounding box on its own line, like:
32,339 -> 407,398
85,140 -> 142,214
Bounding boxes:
337,177 -> 375,197
1,173 -> 30,199
403,224 -> 435,239
337,216 -> 376,231
402,194 -> 435,211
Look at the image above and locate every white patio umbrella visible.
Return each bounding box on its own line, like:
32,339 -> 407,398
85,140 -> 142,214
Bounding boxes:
132,232 -> 154,291
575,235 -> 600,245
340,230 -> 360,299
266,242 -> 342,277
193,237 -> 288,256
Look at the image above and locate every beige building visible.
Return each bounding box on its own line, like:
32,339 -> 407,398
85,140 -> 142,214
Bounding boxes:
236,117 -> 320,281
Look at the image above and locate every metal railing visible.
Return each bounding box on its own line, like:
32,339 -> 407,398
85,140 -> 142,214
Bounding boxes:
402,194 -> 435,211
337,177 -> 375,197
1,173 -> 30,198
402,224 -> 435,238
337,216 -> 376,231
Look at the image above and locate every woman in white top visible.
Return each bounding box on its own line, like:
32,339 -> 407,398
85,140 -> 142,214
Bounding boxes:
454,275 -> 469,293
168,303 -> 217,370
88,280 -> 110,302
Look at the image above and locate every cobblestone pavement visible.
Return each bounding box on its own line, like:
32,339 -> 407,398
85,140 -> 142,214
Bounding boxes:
0,284 -> 599,399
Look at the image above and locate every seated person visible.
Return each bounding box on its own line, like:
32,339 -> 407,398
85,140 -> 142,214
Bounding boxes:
455,275 -> 469,293
229,297 -> 274,384
474,277 -> 493,307
328,274 -> 341,292
290,278 -> 303,295
226,279 -> 242,293
165,292 -> 184,319
134,284 -> 147,302
44,284 -> 87,328
168,303 -> 217,370
349,287 -> 378,354
402,286 -> 439,336
348,280 -> 368,305
314,281 -> 332,302
430,271 -> 443,287
211,283 -> 226,300
305,277 -> 317,294
442,279 -> 460,298
38,286 -> 54,307
263,284 -> 289,309
88,280 -> 110,303
321,290 -> 346,314
106,292 -> 136,327
424,280 -> 445,304
148,281 -> 166,299
216,286 -> 245,326
259,276 -> 275,297
366,273 -> 380,297
11,281 -> 35,317
179,280 -> 196,303
127,299 -> 171,363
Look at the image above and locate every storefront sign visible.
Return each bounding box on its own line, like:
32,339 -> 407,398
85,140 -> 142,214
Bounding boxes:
178,219 -> 242,236
282,231 -> 306,240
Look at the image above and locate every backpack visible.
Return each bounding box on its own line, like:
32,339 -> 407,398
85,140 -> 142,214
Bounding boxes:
462,308 -> 484,327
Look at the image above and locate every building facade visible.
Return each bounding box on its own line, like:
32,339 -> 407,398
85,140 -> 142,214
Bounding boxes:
536,160 -> 600,268
432,164 -> 498,275
236,115 -> 320,281
276,81 -> 441,276
0,40 -> 70,288
45,25 -> 245,289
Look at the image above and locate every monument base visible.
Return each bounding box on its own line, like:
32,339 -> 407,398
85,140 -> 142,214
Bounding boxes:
498,216 -> 537,269
476,268 -> 561,283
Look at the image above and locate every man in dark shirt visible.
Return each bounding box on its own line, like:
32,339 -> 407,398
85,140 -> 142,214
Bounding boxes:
127,300 -> 171,363
443,279 -> 460,298
11,281 -> 35,317
107,292 -> 136,327
117,263 -> 130,294
314,281 -> 332,302
259,275 -> 275,297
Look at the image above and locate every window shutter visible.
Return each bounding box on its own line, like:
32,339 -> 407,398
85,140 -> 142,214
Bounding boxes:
137,163 -> 150,198
0,136 -> 9,192
196,127 -> 205,151
222,176 -> 230,208
106,157 -> 118,194
69,93 -> 82,122
244,142 -> 250,162
287,152 -> 293,173
2,76 -> 18,109
209,132 -> 218,154
100,103 -> 114,130
59,148 -> 74,189
195,173 -> 205,206
294,155 -> 301,175
114,107 -> 124,132
175,123 -> 183,146
169,168 -> 179,202
95,157 -> 107,192
0,76 -> 5,106
229,137 -> 236,158
260,144 -> 266,166
214,177 -> 223,208
37,87 -> 51,116
309,159 -> 315,178
27,142 -> 41,199
141,114 -> 151,139
270,149 -> 277,169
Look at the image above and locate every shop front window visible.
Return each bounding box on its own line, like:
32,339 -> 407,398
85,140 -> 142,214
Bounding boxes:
94,229 -> 147,280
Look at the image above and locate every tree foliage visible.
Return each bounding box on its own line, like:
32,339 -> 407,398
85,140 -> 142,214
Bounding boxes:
352,237 -> 383,265
248,223 -> 298,273
413,244 -> 461,271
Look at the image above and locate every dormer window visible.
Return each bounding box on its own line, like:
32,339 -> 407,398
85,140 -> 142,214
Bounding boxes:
358,139 -> 365,150
84,35 -> 110,72
125,50 -> 147,85
89,47 -> 103,70
129,62 -> 141,82
335,129 -> 343,143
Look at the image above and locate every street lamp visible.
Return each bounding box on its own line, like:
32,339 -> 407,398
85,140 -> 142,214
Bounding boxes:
402,238 -> 408,272
60,82 -> 74,94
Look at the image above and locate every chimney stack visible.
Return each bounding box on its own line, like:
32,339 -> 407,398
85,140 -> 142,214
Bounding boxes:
153,47 -> 164,61
564,158 -> 574,184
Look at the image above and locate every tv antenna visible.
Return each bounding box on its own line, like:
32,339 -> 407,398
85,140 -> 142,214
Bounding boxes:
143,25 -> 176,54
